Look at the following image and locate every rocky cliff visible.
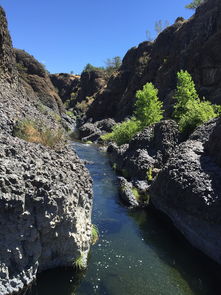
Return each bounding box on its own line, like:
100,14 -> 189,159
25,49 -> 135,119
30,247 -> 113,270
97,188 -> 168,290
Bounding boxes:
150,118 -> 221,264
86,0 -> 221,122
0,7 -> 93,295
50,70 -> 107,115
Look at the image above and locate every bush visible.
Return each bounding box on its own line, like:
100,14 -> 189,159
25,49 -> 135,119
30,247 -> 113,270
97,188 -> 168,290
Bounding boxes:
134,82 -> 163,128
101,82 -> 163,146
101,118 -> 140,145
91,224 -> 99,245
14,119 -> 66,148
173,70 -> 220,132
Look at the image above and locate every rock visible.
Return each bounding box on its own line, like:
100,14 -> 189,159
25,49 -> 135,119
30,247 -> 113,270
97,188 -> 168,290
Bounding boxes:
0,133 -> 93,295
150,118 -> 221,264
61,113 -> 76,132
86,0 -> 221,121
78,123 -> 102,140
50,73 -> 80,103
107,120 -> 180,180
118,177 -> 139,207
94,118 -> 116,132
15,49 -> 64,113
0,7 -> 93,294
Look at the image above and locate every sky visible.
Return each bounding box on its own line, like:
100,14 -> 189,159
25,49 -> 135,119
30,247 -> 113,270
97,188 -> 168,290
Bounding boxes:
1,0 -> 193,74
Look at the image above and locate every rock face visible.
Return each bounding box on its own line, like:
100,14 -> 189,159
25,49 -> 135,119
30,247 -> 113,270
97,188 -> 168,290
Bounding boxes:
0,7 -> 93,294
15,49 -> 64,113
150,118 -> 221,264
0,134 -> 92,295
107,120 -> 180,180
50,70 -> 107,114
86,0 -> 221,121
50,73 -> 80,103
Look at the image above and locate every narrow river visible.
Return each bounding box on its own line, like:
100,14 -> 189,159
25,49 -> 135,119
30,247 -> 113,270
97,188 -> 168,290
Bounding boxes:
29,141 -> 220,295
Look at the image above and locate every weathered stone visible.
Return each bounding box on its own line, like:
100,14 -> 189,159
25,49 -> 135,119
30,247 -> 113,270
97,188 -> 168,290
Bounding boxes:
118,177 -> 139,207
107,120 -> 180,180
0,134 -> 93,295
150,118 -> 221,264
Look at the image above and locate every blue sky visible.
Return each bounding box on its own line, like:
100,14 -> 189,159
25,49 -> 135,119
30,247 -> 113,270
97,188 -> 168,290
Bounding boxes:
1,0 -> 193,74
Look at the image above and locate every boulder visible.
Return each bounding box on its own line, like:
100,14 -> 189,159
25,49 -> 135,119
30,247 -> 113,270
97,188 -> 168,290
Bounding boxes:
150,118 -> 221,264
94,118 -> 116,132
107,120 -> 180,180
118,177 -> 139,207
78,123 -> 102,140
0,133 -> 93,295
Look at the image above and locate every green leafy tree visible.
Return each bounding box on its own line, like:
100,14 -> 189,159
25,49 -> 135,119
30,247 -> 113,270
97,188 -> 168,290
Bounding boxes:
134,82 -> 163,128
83,63 -> 104,73
185,0 -> 205,9
101,82 -> 163,145
173,70 -> 220,132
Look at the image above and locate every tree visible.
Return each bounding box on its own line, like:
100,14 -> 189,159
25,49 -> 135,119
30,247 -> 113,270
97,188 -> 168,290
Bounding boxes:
155,20 -> 170,35
173,70 -> 220,132
185,0 -> 205,9
105,56 -> 122,75
83,63 -> 104,73
134,82 -> 163,128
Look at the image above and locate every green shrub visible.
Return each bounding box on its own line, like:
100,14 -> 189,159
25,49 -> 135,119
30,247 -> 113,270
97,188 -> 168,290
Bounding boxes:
173,70 -> 220,132
132,187 -> 140,200
147,167 -> 153,181
74,254 -> 85,270
101,118 -> 140,145
134,82 -> 163,128
91,224 -> 99,245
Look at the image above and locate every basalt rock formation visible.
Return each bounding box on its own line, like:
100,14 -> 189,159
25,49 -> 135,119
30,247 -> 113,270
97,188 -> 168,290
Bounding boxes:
86,0 -> 221,122
15,49 -> 64,113
150,118 -> 221,264
50,73 -> 80,103
0,7 -> 93,295
50,70 -> 107,114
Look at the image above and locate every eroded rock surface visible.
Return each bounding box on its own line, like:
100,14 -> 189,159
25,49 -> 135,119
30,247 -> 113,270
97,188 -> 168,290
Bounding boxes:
150,118 -> 221,264
0,6 -> 93,294
107,120 -> 180,180
0,135 -> 92,295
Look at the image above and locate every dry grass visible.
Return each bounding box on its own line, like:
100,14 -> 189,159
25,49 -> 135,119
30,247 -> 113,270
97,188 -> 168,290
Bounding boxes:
14,119 -> 66,148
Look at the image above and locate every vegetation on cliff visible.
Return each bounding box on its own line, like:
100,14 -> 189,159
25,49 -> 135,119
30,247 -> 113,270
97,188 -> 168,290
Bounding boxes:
101,82 -> 163,145
173,70 -> 221,133
185,0 -> 206,9
102,71 -> 220,145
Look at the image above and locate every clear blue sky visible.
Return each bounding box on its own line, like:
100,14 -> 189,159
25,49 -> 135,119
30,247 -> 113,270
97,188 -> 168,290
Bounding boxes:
1,0 -> 193,74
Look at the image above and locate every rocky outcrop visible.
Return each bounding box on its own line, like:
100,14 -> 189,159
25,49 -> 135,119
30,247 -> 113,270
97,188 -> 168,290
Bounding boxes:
107,120 -> 180,180
0,134 -> 92,295
86,0 -> 221,121
50,73 -> 80,103
150,118 -> 221,264
15,49 -> 64,113
50,70 -> 107,115
0,7 -> 93,294
78,118 -> 116,142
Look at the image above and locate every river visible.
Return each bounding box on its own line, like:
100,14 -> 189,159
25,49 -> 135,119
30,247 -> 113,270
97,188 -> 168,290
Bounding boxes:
28,141 -> 220,295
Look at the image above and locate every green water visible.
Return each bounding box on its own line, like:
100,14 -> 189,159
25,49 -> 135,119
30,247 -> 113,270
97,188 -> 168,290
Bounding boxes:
28,142 -> 220,295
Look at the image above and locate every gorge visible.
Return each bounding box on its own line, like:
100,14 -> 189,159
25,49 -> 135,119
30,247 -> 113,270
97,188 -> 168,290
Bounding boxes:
0,0 -> 221,294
